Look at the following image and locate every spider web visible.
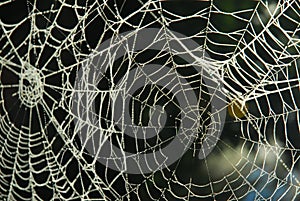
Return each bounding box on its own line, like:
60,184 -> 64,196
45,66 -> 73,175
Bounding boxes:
0,0 -> 299,200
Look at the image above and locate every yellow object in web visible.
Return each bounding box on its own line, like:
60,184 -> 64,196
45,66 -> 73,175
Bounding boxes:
228,99 -> 248,119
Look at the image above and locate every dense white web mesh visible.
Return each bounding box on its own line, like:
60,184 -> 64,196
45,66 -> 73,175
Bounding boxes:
0,0 -> 299,200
